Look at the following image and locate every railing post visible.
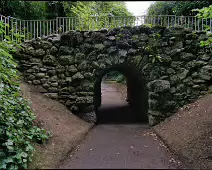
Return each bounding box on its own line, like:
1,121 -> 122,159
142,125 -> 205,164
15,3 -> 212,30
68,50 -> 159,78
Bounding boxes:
56,17 -> 58,34
0,14 -> 211,42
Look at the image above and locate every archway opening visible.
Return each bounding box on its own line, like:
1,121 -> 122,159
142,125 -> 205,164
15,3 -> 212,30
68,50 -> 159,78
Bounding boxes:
94,64 -> 149,124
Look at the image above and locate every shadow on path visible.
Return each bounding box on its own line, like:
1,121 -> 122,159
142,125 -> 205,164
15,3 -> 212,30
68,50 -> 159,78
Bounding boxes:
97,103 -> 145,124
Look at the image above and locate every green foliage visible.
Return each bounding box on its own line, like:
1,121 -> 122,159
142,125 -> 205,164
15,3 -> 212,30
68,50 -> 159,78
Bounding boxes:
144,33 -> 163,63
0,21 -> 49,169
199,35 -> 212,47
103,71 -> 126,84
116,74 -> 126,84
0,1 -> 133,25
45,1 -> 68,19
0,22 -> 25,44
1,1 -> 133,32
193,5 -> 212,47
147,1 -> 210,16
70,1 -> 133,31
147,1 -> 175,16
0,1 -> 46,20
173,1 -> 210,16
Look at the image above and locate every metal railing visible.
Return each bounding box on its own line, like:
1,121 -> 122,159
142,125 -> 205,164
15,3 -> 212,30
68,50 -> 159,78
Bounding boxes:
0,14 -> 211,41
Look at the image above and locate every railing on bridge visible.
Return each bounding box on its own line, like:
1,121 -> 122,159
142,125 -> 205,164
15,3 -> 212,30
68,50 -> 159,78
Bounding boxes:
0,14 -> 212,41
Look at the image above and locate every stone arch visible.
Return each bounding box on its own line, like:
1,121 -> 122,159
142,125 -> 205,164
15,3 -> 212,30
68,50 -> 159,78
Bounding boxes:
93,63 -> 149,123
14,25 -> 211,126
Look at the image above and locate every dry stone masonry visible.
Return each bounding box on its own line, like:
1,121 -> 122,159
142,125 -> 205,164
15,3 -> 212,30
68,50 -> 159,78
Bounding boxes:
14,25 -> 211,125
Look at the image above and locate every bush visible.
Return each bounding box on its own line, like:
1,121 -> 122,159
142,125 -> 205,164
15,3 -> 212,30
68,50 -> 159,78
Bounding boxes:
103,71 -> 126,84
193,5 -> 212,47
116,74 -> 126,84
0,21 -> 49,169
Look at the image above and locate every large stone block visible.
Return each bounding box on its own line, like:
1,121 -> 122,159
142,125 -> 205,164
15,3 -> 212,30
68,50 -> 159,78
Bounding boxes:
147,80 -> 170,93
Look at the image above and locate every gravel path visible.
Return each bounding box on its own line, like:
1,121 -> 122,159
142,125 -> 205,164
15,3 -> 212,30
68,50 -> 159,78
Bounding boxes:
58,124 -> 183,169
57,82 -> 184,169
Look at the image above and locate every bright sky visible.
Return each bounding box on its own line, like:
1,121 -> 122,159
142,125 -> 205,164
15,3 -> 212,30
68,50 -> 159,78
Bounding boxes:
125,1 -> 154,16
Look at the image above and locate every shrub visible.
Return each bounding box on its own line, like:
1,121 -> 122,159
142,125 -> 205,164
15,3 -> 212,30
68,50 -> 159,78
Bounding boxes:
0,21 -> 49,169
193,5 -> 212,47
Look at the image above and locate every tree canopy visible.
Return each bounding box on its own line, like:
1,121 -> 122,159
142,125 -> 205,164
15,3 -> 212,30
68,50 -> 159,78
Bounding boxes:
0,1 -> 132,20
147,1 -> 210,16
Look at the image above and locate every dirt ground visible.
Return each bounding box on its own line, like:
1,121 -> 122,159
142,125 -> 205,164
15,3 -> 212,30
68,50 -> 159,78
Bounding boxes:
20,82 -> 94,169
153,93 -> 212,169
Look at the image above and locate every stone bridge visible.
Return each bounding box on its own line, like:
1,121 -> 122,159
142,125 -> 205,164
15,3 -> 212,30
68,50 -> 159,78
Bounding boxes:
14,25 -> 211,125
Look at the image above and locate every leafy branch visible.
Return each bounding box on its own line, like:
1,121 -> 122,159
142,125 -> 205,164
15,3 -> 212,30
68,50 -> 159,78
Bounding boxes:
0,21 -> 49,170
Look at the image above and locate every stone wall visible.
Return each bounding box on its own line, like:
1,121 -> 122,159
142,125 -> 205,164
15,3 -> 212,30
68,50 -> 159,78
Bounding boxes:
14,25 -> 211,125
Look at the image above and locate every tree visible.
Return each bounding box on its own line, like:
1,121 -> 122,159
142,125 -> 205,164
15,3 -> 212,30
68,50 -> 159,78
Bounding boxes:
70,1 -> 133,30
147,1 -> 175,16
45,1 -> 68,19
173,1 -> 210,16
0,1 -> 133,32
0,0 -> 46,19
193,5 -> 212,47
147,1 -> 210,16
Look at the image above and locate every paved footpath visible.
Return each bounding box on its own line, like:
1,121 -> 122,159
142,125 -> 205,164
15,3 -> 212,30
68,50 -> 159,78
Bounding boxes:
57,82 -> 184,169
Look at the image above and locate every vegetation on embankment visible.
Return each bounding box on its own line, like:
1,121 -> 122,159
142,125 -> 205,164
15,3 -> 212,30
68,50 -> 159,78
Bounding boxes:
103,71 -> 126,84
0,22 -> 49,169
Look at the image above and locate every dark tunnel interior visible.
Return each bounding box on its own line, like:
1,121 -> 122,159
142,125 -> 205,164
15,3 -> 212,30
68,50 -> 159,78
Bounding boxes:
94,64 -> 149,124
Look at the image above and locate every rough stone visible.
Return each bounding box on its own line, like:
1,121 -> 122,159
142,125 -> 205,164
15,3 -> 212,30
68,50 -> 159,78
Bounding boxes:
107,36 -> 116,41
50,82 -> 58,87
40,68 -> 47,72
42,83 -> 50,89
177,69 -> 189,80
78,61 -> 88,71
180,52 -> 196,61
68,65 -> 77,73
50,46 -> 58,55
35,73 -> 46,79
40,78 -> 48,84
15,26 -> 210,127
72,72 -> 84,80
27,75 -> 35,80
107,46 -> 117,54
94,44 -> 105,52
48,87 -> 58,92
41,41 -> 52,49
25,46 -> 35,56
199,54 -> 210,61
43,55 -> 57,65
118,50 -> 128,57
49,76 -> 58,82
35,49 -> 45,57
45,93 -> 58,99
66,77 -> 72,83
47,70 -> 56,76
33,80 -> 41,85
147,80 -> 170,93
59,55 -> 74,65
59,46 -> 74,55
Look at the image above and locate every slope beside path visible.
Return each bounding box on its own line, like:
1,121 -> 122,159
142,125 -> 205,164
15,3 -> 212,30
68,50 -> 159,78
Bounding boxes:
154,92 -> 212,169
20,82 -> 94,169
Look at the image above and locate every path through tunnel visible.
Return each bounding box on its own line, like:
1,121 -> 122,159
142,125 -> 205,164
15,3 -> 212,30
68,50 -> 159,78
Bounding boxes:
94,64 -> 149,124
